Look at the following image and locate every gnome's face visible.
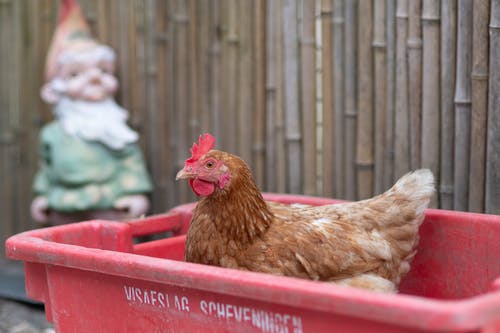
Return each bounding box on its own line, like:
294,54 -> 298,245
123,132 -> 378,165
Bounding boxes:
42,43 -> 118,104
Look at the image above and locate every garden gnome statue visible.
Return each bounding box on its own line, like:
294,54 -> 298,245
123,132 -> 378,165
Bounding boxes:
31,0 -> 152,225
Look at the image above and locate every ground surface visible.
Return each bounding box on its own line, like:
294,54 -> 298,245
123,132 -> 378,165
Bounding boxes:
0,298 -> 53,333
0,259 -> 53,333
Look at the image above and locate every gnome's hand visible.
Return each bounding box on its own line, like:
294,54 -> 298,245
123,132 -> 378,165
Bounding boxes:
114,194 -> 150,218
31,196 -> 49,223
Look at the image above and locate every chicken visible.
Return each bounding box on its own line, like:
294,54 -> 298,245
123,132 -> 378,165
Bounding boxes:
176,134 -> 435,293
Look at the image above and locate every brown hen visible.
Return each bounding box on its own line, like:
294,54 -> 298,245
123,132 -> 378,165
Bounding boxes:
176,134 -> 434,292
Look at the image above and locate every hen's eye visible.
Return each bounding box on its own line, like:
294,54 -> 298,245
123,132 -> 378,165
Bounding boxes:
205,160 -> 215,169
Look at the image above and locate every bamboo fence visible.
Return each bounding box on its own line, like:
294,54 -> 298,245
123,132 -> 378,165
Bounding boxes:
1,0 -> 499,257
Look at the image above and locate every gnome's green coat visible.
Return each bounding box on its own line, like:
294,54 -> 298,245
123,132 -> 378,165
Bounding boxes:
33,121 -> 152,212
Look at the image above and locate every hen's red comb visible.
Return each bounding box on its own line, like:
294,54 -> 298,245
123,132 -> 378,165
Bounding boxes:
185,133 -> 215,165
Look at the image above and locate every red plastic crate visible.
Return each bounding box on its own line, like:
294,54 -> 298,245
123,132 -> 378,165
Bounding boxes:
5,193 -> 500,333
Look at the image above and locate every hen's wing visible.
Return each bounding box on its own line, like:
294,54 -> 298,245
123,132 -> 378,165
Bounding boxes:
261,169 -> 434,291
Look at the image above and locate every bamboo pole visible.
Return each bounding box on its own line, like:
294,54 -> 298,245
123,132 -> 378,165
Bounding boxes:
185,4 -> 202,206
188,1 -> 200,141
166,0 -> 179,207
8,0 -> 19,236
108,1 -> 121,100
356,0 -> 374,199
173,0 -> 190,203
373,0 -> 386,195
453,0 -> 472,211
128,1 -> 144,147
32,0 -> 46,125
321,0 -> 334,197
209,0 -> 222,140
468,0 -> 490,213
421,0 -> 440,208
106,0 -> 118,49
300,0 -> 316,195
394,0 -> 410,179
275,0 -> 286,193
18,1 -> 38,231
41,0 -> 58,122
30,0 -> 49,230
96,0 -> 109,42
486,0 -> 500,214
0,0 -> 14,247
154,0 -> 171,211
197,0 -> 210,133
439,0 -> 456,210
407,0 -> 422,170
143,0 -> 156,209
12,1 -> 23,232
12,0 -> 24,232
265,0 -> 279,192
223,0 -> 239,153
283,0 -> 302,194
31,0 -> 47,226
383,0 -> 396,189
343,0 -> 357,200
144,0 -> 168,213
333,0 -> 345,198
237,0 -> 253,167
253,0 -> 266,189
127,0 -> 136,96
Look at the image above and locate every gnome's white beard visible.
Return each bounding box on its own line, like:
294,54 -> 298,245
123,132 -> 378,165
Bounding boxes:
54,97 -> 138,150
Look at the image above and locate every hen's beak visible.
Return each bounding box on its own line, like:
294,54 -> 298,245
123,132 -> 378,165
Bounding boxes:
176,167 -> 196,180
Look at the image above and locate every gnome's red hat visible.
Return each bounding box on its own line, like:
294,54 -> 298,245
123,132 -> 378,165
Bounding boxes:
44,0 -> 99,80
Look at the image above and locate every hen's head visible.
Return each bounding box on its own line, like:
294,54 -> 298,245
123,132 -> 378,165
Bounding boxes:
176,133 -> 241,197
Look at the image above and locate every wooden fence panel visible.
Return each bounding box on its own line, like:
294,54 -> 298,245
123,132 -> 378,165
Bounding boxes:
2,0 -> 500,258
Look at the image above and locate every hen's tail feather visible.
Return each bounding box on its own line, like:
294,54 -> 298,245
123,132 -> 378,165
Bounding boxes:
375,169 -> 435,282
390,169 -> 435,216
